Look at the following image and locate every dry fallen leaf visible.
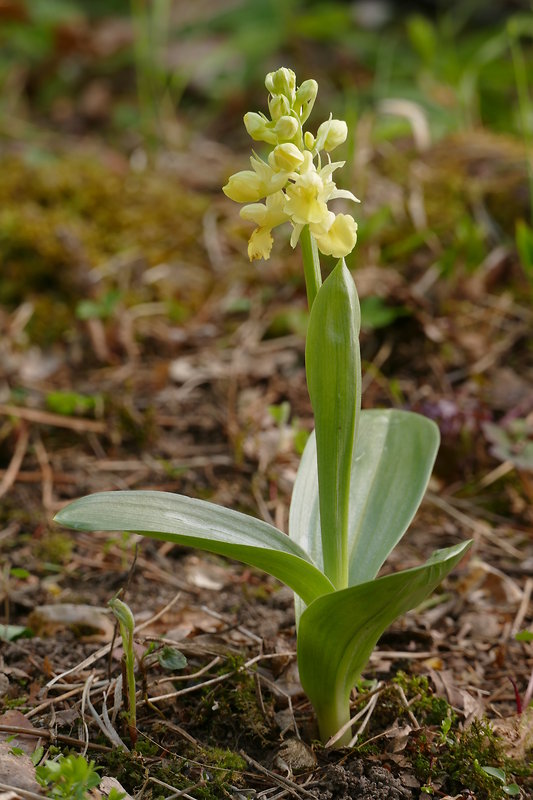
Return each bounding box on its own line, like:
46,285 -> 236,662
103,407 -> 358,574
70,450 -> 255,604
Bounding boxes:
0,743 -> 43,795
163,606 -> 224,639
99,776 -> 134,799
0,710 -> 43,756
275,737 -> 316,774
182,555 -> 231,590
455,558 -> 523,605
492,706 -> 533,762
428,670 -> 485,722
28,603 -> 114,640
384,721 -> 413,753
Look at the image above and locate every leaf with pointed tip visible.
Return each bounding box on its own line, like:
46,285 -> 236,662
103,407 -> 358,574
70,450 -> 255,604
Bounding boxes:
55,491 -> 333,606
289,409 -> 440,593
305,259 -> 361,588
297,540 -> 472,744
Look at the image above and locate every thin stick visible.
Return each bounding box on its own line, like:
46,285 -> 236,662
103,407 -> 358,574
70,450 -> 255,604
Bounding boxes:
0,404 -> 106,434
34,434 -> 54,510
0,725 -> 112,752
200,604 -> 263,645
149,776 -> 205,799
348,691 -> 381,747
0,422 -> 29,499
0,782 -> 45,800
326,685 -> 383,747
511,577 -> 533,635
426,491 -> 523,558
150,656 -> 222,685
146,669 -> 234,704
83,674 -> 129,751
26,679 -> 110,718
239,750 -> 316,799
394,684 -> 420,729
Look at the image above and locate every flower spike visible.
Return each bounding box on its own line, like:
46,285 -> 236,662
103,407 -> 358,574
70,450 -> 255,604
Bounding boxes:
223,67 -> 359,261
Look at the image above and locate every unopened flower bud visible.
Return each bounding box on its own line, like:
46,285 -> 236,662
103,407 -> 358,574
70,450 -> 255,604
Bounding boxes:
223,171 -> 263,203
274,115 -> 299,141
265,68 -> 296,101
109,597 -> 135,636
304,131 -> 315,150
243,112 -> 278,144
316,117 -> 348,152
268,93 -> 290,121
294,79 -> 318,123
272,143 -> 305,171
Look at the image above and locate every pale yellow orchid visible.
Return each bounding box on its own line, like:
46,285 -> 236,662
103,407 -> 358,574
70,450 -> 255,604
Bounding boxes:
223,154 -> 288,203
224,67 -> 360,261
312,213 -> 358,258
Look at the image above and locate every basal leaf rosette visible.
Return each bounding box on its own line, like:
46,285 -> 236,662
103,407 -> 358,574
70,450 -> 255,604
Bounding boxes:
223,68 -> 360,261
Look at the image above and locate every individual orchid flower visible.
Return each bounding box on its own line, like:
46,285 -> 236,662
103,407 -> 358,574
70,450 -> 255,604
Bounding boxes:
312,213 -> 359,258
284,152 -> 360,254
240,191 -> 290,261
223,153 -> 288,203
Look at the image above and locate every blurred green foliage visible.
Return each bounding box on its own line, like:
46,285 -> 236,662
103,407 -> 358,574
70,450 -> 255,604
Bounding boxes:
0,0 -> 532,143
1,0 -> 532,304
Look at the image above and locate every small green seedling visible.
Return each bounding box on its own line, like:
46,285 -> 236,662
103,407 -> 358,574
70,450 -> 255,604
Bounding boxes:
438,715 -> 454,746
108,596 -> 138,747
76,289 -> 121,321
55,68 -> 471,746
45,391 -> 102,417
36,753 -> 126,800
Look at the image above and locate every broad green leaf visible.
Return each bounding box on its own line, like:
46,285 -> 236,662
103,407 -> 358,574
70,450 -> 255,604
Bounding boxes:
297,540 -> 471,744
158,646 -> 187,671
305,259 -> 361,588
480,766 -> 506,783
503,784 -> 521,796
0,623 -> 31,642
289,409 -> 440,591
55,491 -> 334,606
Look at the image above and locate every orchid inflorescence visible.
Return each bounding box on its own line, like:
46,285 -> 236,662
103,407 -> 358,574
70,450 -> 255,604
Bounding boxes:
223,67 -> 359,261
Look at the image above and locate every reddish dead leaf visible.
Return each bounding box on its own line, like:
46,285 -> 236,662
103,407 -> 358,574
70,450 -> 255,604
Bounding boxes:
0,710 -> 42,747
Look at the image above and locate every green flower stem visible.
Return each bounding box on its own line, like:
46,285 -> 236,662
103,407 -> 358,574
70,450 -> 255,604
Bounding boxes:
123,626 -> 136,742
300,225 -> 322,309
